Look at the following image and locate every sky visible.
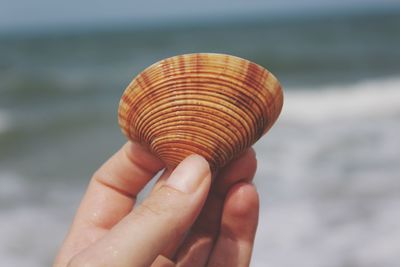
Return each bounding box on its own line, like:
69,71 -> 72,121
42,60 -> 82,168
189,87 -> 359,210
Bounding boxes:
0,0 -> 399,32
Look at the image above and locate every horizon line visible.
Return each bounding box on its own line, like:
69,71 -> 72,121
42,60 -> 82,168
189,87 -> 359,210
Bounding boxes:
1,4 -> 399,38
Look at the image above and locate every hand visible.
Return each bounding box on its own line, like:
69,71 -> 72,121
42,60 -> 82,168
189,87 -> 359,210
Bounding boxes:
54,141 -> 259,267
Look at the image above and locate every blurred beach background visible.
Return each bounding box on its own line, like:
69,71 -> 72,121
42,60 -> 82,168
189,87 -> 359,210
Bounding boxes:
1,0 -> 400,266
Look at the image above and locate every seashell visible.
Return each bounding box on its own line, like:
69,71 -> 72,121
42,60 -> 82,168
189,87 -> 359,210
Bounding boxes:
118,53 -> 283,171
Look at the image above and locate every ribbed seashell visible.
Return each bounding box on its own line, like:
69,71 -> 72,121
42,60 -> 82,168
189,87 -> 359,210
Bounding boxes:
118,53 -> 283,171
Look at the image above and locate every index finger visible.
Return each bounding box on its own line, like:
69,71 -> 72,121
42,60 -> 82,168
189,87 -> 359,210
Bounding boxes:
86,141 -> 165,228
55,141 -> 164,266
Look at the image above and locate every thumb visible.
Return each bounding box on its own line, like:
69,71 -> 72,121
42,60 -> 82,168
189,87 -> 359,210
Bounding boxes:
68,155 -> 211,267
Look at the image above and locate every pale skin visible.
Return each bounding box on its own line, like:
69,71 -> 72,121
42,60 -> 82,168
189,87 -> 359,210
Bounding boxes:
54,141 -> 259,267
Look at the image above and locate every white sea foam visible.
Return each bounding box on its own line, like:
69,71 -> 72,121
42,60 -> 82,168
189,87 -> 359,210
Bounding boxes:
0,207 -> 66,267
282,77 -> 400,123
253,199 -> 400,267
0,172 -> 78,267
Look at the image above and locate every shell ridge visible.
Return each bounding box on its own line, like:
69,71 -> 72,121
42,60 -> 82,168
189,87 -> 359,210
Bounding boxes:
118,53 -> 283,170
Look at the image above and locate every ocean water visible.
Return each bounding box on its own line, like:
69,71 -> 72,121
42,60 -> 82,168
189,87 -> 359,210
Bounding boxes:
1,9 -> 400,267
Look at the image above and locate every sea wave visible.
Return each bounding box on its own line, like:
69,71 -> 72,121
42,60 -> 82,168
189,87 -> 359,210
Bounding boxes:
0,206 -> 66,267
0,171 -> 79,267
253,198 -> 400,267
282,77 -> 400,122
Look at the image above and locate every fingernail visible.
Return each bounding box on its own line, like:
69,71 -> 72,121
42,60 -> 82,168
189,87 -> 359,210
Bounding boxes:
166,155 -> 210,193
